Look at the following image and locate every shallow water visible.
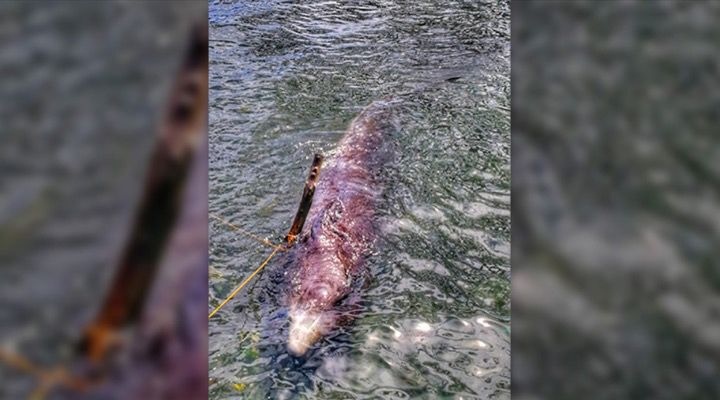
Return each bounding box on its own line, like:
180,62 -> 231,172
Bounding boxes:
208,1 -> 510,398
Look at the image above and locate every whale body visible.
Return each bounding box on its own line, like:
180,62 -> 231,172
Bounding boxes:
287,101 -> 395,356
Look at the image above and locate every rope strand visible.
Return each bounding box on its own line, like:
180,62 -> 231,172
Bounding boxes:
210,213 -> 284,251
0,348 -> 92,397
208,247 -> 282,319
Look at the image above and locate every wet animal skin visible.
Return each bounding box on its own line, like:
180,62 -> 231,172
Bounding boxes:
287,101 -> 395,356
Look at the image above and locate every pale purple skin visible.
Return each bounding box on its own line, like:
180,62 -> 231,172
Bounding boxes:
287,101 -> 394,356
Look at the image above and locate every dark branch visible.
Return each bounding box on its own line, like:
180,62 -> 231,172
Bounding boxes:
286,153 -> 323,244
78,23 -> 208,362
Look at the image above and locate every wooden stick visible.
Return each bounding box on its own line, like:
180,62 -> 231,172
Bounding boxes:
207,153 -> 324,319
285,154 -> 323,244
77,24 -> 208,362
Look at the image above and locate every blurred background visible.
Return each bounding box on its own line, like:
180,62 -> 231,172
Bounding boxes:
0,1 -> 207,399
513,1 -> 720,399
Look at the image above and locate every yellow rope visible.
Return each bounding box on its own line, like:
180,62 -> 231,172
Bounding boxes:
0,348 -> 43,376
208,246 -> 282,319
0,348 -> 92,398
210,213 -> 285,251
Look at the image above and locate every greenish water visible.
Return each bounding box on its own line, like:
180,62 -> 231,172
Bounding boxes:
208,1 -> 510,399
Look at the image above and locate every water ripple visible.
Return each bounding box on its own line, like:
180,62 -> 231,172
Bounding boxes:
209,0 -> 509,398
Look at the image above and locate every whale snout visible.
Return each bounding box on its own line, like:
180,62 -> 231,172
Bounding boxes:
288,309 -> 325,356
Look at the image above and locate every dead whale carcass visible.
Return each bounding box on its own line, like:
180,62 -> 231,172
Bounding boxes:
286,101 -> 396,356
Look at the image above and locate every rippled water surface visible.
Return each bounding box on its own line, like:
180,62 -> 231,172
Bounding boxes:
209,1 -> 510,398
